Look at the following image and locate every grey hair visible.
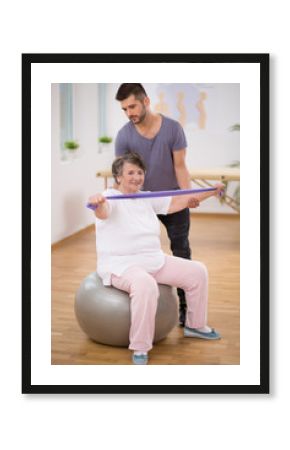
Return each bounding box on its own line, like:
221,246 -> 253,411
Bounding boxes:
112,152 -> 146,184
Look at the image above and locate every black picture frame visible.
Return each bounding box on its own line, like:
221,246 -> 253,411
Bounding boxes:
22,53 -> 269,394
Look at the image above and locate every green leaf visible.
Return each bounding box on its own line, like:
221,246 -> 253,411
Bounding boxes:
64,140 -> 79,150
99,136 -> 113,143
229,123 -> 240,132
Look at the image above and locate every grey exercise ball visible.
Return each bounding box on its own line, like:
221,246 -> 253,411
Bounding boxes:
75,272 -> 178,347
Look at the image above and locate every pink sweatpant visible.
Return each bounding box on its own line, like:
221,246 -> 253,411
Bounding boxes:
111,255 -> 208,352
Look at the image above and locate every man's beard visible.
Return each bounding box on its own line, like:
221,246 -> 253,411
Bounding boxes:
130,105 -> 147,124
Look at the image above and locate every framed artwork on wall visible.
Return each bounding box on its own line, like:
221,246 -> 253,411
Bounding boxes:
22,53 -> 269,394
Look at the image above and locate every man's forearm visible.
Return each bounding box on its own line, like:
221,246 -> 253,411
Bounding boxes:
175,166 -> 192,190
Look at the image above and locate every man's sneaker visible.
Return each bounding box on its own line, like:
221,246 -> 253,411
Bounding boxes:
132,353 -> 148,365
184,326 -> 221,340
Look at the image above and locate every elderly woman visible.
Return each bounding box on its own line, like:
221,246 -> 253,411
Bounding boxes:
88,152 -> 223,365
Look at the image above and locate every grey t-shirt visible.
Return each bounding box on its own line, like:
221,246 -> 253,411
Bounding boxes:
115,115 -> 187,191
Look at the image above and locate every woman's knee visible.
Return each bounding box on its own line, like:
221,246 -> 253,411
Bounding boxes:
183,260 -> 208,289
130,272 -> 159,299
194,261 -> 208,278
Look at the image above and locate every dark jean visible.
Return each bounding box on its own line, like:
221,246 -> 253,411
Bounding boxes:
158,208 -> 191,315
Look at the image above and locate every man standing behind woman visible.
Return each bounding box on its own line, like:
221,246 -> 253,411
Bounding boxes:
115,83 -> 194,326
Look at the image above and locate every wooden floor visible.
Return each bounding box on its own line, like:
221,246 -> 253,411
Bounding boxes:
51,214 -> 240,365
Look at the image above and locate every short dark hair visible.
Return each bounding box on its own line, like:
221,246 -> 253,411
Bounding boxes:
115,84 -> 148,101
112,152 -> 146,184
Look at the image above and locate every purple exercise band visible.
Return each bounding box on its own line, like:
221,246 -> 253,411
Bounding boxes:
86,187 -> 218,210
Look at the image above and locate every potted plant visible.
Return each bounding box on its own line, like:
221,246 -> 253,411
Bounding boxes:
229,123 -> 240,132
64,140 -> 80,150
98,136 -> 113,153
219,124 -> 240,211
62,140 -> 80,161
99,136 -> 113,144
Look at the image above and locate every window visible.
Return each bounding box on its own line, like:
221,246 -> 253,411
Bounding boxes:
59,83 -> 77,160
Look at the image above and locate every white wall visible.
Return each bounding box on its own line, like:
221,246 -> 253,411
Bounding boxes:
51,84 -> 111,244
